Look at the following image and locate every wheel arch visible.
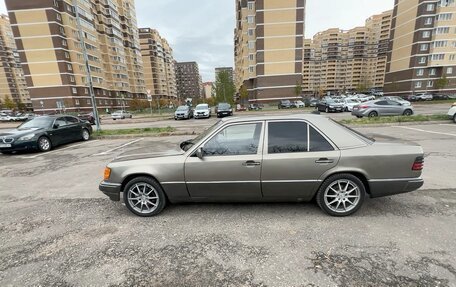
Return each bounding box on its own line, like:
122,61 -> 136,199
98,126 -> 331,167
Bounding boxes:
120,173 -> 171,202
317,170 -> 371,196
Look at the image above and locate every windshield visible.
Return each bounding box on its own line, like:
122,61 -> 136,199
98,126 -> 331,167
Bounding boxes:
218,104 -> 230,109
180,120 -> 222,152
177,106 -> 188,111
196,105 -> 208,110
19,117 -> 53,129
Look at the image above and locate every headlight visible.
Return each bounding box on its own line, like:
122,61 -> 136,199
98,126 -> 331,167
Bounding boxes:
329,105 -> 335,108
19,134 -> 35,141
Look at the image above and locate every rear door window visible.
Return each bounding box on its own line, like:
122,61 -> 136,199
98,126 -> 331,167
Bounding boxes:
268,122 -> 308,154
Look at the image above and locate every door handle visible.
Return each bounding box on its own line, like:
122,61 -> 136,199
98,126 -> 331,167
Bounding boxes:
243,160 -> 261,167
315,158 -> 334,164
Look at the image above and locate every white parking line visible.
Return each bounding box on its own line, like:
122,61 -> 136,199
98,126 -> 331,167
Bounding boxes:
18,140 -> 99,159
394,126 -> 456,137
439,124 -> 456,127
92,138 -> 143,156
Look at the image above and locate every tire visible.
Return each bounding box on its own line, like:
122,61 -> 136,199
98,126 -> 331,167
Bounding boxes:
316,173 -> 366,217
403,109 -> 413,116
113,119 -> 116,121
81,128 -> 90,141
130,115 -> 133,119
123,176 -> 166,217
325,107 -> 329,113
344,107 -> 349,112
37,136 -> 52,152
453,114 -> 456,124
356,116 -> 363,119
368,111 -> 378,118
121,116 -> 125,120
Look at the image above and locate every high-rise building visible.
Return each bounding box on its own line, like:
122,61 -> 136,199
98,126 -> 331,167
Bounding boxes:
175,61 -> 202,101
0,14 -> 31,109
5,0 -> 145,113
384,0 -> 456,96
215,67 -> 234,82
139,28 -> 177,100
234,0 -> 306,102
302,10 -> 393,95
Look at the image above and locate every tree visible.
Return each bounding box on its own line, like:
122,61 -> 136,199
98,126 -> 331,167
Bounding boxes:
435,75 -> 449,90
3,96 -> 15,110
16,100 -> 26,111
239,85 -> 249,104
214,70 -> 235,105
294,81 -> 303,98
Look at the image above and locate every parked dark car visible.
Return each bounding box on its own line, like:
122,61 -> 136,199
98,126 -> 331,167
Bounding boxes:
433,94 -> 450,100
100,115 -> 424,217
248,103 -> 262,111
174,105 -> 193,120
317,99 -> 344,113
78,112 -> 97,125
0,115 -> 92,154
278,100 -> 292,109
215,103 -> 233,118
304,98 -> 319,107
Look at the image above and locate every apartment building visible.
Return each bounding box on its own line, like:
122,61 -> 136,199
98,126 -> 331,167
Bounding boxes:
0,14 -> 30,109
139,28 -> 177,100
175,61 -> 202,100
302,10 -> 393,95
215,67 -> 234,82
202,82 -> 213,99
5,0 -> 145,113
384,0 -> 456,96
234,0 -> 306,102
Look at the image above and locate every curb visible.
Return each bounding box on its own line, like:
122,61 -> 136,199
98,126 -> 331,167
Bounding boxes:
93,131 -> 195,140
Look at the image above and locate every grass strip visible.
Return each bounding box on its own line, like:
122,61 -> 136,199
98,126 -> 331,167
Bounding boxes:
95,126 -> 175,136
340,114 -> 449,125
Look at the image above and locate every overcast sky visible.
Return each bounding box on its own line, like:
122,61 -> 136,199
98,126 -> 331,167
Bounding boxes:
1,0 -> 394,82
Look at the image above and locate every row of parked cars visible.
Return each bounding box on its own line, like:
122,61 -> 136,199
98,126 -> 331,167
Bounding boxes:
174,103 -> 234,120
0,112 -> 35,122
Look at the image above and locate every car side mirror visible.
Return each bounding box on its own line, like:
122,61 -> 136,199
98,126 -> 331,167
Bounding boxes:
53,123 -> 59,129
196,147 -> 204,159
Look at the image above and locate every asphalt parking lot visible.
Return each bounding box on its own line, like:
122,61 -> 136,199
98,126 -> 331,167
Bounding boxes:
0,117 -> 455,285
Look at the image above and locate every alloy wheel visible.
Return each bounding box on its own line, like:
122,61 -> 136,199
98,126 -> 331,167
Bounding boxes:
82,129 -> 90,141
323,179 -> 361,213
127,183 -> 159,214
38,137 -> 51,152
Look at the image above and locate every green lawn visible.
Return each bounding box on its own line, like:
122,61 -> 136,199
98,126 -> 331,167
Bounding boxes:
340,114 -> 449,125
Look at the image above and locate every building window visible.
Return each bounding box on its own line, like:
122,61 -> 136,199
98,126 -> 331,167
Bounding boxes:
70,75 -> 75,82
417,69 -> 424,76
437,13 -> 453,21
425,17 -> 433,25
435,27 -> 450,34
415,81 -> 422,88
427,80 -> 434,87
248,41 -> 255,49
72,87 -> 77,94
430,68 -> 437,75
420,44 -> 428,51
247,16 -> 255,24
426,3 -> 435,11
248,2 -> 254,10
447,67 -> 453,74
439,0 -> 455,7
67,64 -> 72,71
54,0 -> 59,8
431,54 -> 445,61
248,28 -> 255,37
85,88 -> 89,94
249,66 -> 255,73
62,39 -> 67,46
64,52 -> 70,59
434,40 -> 448,48
75,99 -> 80,105
249,54 -> 255,61
87,99 -> 91,105
419,57 -> 427,64
450,54 -> 456,61
56,13 -> 61,21
422,31 -> 431,38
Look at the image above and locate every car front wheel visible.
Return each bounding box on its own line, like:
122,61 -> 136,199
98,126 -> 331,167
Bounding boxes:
82,128 -> 90,141
368,111 -> 378,118
403,109 -> 413,116
316,174 -> 366,217
123,177 -> 166,217
37,136 -> 52,152
453,114 -> 456,124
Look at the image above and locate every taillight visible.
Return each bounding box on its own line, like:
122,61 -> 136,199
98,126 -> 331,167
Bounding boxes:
412,156 -> 424,171
104,167 -> 111,180
359,105 -> 369,109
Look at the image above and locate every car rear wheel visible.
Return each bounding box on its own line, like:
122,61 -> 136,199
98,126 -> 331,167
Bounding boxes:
453,114 -> 456,124
37,136 -> 52,152
356,116 -> 363,118
82,128 -> 90,141
368,111 -> 378,118
403,109 -> 413,116
316,174 -> 366,217
123,177 -> 166,217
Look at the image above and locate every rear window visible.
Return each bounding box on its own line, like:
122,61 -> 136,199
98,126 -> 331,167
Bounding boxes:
330,119 -> 374,144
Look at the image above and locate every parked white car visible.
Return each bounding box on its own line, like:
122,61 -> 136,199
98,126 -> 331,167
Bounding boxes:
292,100 -> 305,108
415,93 -> 433,101
448,103 -> 456,123
380,96 -> 411,106
343,98 -> 361,112
111,110 -> 132,120
194,104 -> 211,119
357,94 -> 376,102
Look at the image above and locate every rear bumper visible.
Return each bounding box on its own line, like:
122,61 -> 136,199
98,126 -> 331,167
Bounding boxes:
99,181 -> 121,201
368,178 -> 424,198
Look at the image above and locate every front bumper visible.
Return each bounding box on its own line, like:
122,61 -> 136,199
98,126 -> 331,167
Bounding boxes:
368,178 -> 424,198
99,181 -> 121,201
0,140 -> 38,152
175,113 -> 189,119
194,113 -> 209,118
